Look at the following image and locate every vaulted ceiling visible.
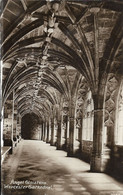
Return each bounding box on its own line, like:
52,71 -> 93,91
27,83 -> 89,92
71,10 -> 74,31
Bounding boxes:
1,0 -> 123,119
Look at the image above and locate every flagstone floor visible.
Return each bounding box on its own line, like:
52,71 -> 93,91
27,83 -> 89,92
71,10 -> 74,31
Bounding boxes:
2,140 -> 123,195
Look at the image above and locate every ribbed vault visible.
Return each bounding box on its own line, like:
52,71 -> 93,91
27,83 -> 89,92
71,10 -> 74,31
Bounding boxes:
1,0 -> 123,121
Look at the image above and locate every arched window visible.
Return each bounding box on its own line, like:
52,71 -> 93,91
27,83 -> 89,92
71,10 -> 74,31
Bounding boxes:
115,82 -> 123,145
82,91 -> 94,141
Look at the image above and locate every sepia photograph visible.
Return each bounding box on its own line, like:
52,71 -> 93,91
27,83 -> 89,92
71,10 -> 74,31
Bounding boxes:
0,0 -> 123,195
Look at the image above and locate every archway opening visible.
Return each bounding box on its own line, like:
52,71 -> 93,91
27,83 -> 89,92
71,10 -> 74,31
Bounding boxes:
21,113 -> 41,140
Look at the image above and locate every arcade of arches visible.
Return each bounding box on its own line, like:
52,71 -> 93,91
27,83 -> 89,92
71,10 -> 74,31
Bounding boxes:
1,0 -> 123,179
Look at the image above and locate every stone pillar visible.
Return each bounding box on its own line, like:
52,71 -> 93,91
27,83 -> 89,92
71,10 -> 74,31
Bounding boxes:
46,119 -> 50,143
79,116 -> 83,152
90,108 -> 104,172
41,122 -> 44,140
11,91 -> 18,149
16,114 -> 21,142
49,118 -> 52,142
67,99 -> 76,156
54,118 -> 57,145
1,108 -> 4,147
39,123 -> 42,140
65,116 -> 69,150
50,117 -> 55,145
75,116 -> 83,156
44,121 -> 47,142
17,115 -> 20,136
0,61 -> 3,147
74,116 -> 82,155
67,116 -> 75,156
89,7 -> 106,172
13,104 -> 17,143
11,98 -> 14,142
61,115 -> 67,150
56,117 -> 62,150
62,101 -> 69,150
43,121 -> 46,141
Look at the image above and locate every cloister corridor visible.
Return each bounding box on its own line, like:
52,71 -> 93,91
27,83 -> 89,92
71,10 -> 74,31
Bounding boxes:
2,139 -> 123,195
1,1 -> 123,195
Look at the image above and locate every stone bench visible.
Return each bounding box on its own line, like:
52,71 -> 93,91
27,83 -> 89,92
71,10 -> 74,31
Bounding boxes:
1,146 -> 12,163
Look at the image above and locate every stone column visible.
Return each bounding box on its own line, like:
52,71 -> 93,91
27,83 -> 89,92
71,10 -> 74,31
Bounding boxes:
39,123 -> 42,140
1,108 -> 4,147
13,104 -> 17,143
61,115 -> 67,150
90,94 -> 105,172
75,116 -> 83,155
11,95 -> 14,142
0,61 -> 3,147
80,115 -> 84,153
50,119 -> 52,142
16,114 -> 21,142
65,116 -> 69,150
54,118 -> 57,145
62,101 -> 69,150
43,121 -> 46,142
67,116 -> 75,156
44,121 -> 47,142
67,99 -> 76,156
91,109 -> 104,171
56,116 -> 62,150
89,7 -> 106,172
50,117 -> 55,145
74,115 -> 82,156
11,91 -> 18,149
41,122 -> 44,140
17,115 -> 20,136
49,118 -> 52,143
46,119 -> 50,143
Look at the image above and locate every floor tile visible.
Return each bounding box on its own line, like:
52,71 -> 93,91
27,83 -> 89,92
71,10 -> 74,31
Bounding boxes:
2,140 -> 123,195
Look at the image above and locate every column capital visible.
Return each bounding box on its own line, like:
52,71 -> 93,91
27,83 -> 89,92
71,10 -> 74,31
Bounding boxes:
90,7 -> 100,13
93,109 -> 104,112
69,117 -> 74,120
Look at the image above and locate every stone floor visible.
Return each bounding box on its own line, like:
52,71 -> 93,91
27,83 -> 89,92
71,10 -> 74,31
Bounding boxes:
1,140 -> 123,195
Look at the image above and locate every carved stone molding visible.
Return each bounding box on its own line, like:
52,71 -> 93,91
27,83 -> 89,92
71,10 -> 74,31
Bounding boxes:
76,118 -> 82,129
75,80 -> 89,129
118,84 -> 123,111
104,74 -> 119,126
76,80 -> 88,111
62,100 -> 69,116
